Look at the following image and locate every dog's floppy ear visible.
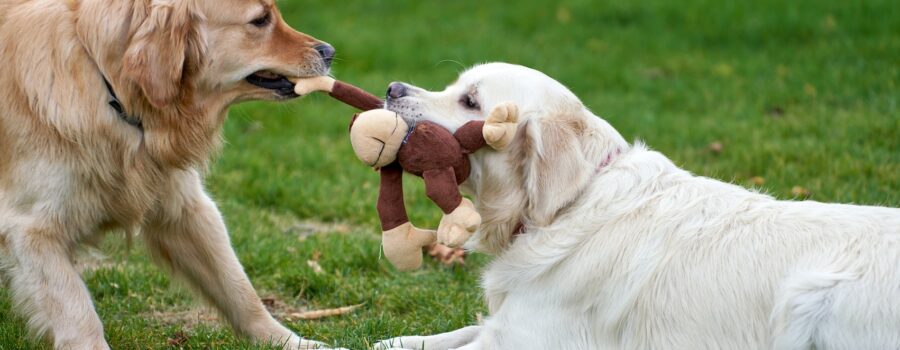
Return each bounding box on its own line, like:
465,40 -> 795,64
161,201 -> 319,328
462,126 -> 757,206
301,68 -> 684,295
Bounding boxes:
513,109 -> 593,226
124,1 -> 206,108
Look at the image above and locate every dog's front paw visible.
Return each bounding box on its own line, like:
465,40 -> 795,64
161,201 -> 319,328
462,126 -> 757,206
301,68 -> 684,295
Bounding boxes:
483,101 -> 519,150
437,198 -> 480,247
267,333 -> 345,350
373,336 -> 426,350
298,338 -> 348,350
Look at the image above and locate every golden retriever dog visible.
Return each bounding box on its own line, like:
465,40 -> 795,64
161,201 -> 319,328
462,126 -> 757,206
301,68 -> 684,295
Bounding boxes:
375,63 -> 900,349
0,0 -> 340,349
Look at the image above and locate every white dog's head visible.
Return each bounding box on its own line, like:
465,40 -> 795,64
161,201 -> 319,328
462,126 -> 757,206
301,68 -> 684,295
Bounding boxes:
386,63 -> 629,254
385,63 -> 579,132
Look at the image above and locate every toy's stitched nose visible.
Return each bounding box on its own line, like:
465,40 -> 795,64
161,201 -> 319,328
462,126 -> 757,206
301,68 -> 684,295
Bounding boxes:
387,82 -> 407,99
314,43 -> 335,67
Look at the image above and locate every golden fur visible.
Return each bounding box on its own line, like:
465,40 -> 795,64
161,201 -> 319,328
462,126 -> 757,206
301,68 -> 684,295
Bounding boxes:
0,0 -> 334,348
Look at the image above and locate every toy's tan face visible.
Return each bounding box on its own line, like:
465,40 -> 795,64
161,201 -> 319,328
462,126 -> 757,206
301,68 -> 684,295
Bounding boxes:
349,110 -> 409,168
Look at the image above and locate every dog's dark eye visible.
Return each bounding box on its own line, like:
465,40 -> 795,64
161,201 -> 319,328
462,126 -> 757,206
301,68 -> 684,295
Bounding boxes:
250,12 -> 271,27
461,94 -> 480,110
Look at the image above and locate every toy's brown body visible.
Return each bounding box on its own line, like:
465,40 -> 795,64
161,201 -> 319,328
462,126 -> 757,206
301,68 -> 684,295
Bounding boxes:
379,120 -> 485,231
328,81 -> 486,231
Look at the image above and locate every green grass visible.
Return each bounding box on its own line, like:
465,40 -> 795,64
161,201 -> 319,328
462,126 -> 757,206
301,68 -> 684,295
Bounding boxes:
2,0 -> 898,348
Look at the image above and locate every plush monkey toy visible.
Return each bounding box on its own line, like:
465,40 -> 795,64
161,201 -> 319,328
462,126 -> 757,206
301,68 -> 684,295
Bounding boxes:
294,77 -> 518,270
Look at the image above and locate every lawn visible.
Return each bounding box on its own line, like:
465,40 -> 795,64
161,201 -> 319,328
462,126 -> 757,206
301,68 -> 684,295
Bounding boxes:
1,0 -> 897,348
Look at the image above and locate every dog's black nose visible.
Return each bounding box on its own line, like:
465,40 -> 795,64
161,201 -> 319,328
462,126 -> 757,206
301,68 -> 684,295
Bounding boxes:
315,43 -> 335,65
387,82 -> 407,99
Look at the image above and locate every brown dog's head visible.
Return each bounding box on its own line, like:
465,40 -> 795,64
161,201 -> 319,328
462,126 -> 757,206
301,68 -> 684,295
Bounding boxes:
116,0 -> 331,108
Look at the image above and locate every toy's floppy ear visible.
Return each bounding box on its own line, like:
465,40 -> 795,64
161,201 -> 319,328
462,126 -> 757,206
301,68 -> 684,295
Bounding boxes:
123,1 -> 206,108
512,110 -> 592,226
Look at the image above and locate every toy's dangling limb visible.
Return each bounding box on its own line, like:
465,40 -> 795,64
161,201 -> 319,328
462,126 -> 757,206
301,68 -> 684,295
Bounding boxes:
377,163 -> 410,231
422,167 -> 463,214
378,163 -> 436,271
424,168 -> 481,247
331,81 -> 383,111
293,76 -> 383,111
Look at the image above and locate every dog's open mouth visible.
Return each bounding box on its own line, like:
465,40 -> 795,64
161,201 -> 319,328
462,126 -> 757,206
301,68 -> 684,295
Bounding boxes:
245,70 -> 298,97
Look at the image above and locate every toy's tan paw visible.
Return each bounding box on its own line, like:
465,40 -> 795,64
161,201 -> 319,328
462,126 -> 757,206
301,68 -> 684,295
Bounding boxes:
382,223 -> 435,271
437,198 -> 481,247
408,225 -> 438,247
292,76 -> 336,96
483,102 -> 519,150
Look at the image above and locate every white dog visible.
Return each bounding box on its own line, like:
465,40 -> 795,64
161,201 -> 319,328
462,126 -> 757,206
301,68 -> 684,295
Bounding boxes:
375,63 -> 900,350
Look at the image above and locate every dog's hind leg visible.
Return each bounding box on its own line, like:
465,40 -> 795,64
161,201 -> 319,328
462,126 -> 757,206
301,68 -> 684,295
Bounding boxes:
142,170 -> 316,350
6,224 -> 109,349
770,264 -> 860,350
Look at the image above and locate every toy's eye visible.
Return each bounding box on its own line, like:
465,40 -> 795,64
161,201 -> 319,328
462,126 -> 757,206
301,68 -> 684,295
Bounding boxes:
250,12 -> 271,27
461,94 -> 480,110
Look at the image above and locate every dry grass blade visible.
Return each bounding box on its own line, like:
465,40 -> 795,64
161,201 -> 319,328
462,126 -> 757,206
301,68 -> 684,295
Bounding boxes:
288,303 -> 364,321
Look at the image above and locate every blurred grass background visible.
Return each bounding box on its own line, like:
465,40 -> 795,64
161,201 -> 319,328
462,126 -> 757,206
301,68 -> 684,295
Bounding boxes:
1,0 -> 897,348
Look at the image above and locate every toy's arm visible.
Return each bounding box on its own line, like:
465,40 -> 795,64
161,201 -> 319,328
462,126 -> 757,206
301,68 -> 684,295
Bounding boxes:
424,168 -> 481,247
422,167 -> 463,214
453,103 -> 520,153
332,80 -> 384,111
294,77 -> 383,111
482,102 -> 520,150
454,121 -> 487,154
377,163 -> 410,230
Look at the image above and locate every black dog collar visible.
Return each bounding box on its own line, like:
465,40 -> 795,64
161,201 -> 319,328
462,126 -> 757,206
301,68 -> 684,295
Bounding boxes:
102,77 -> 143,130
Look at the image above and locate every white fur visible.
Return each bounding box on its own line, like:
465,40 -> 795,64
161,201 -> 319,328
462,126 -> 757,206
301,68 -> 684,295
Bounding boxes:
377,63 -> 900,350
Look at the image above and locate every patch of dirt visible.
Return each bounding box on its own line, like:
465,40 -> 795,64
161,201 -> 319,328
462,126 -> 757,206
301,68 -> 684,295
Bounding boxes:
261,210 -> 359,240
146,308 -> 222,329
144,293 -> 358,329
287,220 -> 355,240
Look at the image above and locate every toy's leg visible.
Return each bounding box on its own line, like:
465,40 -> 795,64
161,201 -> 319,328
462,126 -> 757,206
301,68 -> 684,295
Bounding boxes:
382,223 -> 436,271
373,326 -> 483,350
378,164 -> 436,270
377,163 -> 410,231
